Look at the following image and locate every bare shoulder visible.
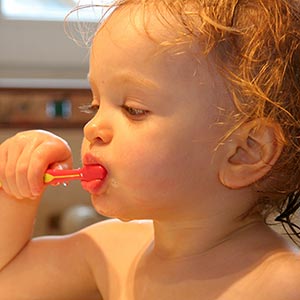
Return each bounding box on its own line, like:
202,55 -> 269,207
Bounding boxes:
259,250 -> 300,300
82,218 -> 154,244
79,218 -> 154,260
77,219 -> 153,298
276,252 -> 300,299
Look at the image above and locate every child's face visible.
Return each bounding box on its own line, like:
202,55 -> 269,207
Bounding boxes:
81,6 -> 231,221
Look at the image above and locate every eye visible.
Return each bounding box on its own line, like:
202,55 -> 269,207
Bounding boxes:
122,105 -> 149,120
79,103 -> 99,115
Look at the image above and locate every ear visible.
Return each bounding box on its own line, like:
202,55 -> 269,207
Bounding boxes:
218,119 -> 285,189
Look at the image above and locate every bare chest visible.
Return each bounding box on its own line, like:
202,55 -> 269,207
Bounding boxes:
101,277 -> 278,300
99,262 -> 280,300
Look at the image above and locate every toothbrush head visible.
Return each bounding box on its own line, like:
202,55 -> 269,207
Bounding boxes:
81,164 -> 107,181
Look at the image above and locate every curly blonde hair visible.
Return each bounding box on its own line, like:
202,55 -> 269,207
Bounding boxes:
68,0 -> 300,226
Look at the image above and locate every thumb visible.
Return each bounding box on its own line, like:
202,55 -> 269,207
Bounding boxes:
48,161 -> 73,171
27,135 -> 73,196
38,138 -> 73,170
29,138 -> 73,185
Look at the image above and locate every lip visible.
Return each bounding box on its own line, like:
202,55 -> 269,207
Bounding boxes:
83,153 -> 102,166
82,153 -> 108,194
81,179 -> 106,195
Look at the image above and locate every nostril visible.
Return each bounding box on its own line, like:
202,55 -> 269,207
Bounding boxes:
85,126 -> 113,145
83,114 -> 113,144
88,137 -> 105,148
95,128 -> 113,144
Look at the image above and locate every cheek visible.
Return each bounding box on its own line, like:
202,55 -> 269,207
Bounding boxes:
115,134 -> 201,193
81,119 -> 218,202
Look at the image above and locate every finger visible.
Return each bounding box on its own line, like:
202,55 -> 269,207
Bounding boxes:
15,140 -> 43,199
0,141 -> 9,190
4,141 -> 24,199
28,140 -> 72,195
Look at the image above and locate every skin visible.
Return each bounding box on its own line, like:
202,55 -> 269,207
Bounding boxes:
0,4 -> 299,300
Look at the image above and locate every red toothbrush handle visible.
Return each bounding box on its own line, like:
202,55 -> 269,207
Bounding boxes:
44,165 -> 107,185
0,165 -> 107,187
44,168 -> 82,185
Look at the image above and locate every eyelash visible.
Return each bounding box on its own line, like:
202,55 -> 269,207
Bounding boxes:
122,105 -> 149,119
79,103 -> 99,115
79,103 -> 149,120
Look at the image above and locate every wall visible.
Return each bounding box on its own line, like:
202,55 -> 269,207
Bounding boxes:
0,18 -> 90,79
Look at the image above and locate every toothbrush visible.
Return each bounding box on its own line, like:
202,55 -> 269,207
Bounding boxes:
44,165 -> 107,185
0,165 -> 107,187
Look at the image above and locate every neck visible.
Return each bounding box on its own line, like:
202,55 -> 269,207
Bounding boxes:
151,212 -> 263,260
148,186 -> 270,260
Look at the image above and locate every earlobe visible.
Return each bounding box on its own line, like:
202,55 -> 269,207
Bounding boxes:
218,119 -> 285,189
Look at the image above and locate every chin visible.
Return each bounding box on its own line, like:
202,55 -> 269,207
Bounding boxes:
92,202 -> 131,221
90,194 -> 154,222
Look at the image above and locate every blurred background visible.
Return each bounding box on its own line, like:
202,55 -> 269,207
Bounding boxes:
0,0 -> 108,236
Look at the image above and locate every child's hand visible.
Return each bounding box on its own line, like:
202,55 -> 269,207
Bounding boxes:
0,130 -> 72,200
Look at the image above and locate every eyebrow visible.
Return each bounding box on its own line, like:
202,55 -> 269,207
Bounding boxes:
87,71 -> 159,90
116,71 -> 159,90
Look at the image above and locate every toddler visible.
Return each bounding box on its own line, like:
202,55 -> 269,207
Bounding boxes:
0,0 -> 300,299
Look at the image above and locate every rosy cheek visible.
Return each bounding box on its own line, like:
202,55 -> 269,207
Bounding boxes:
118,149 -> 175,190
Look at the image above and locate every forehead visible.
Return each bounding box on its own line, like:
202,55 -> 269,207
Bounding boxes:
94,4 -> 184,52
94,2 -> 209,55
90,5 -> 212,84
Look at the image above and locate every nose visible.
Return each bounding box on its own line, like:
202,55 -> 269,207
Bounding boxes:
84,114 -> 113,145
